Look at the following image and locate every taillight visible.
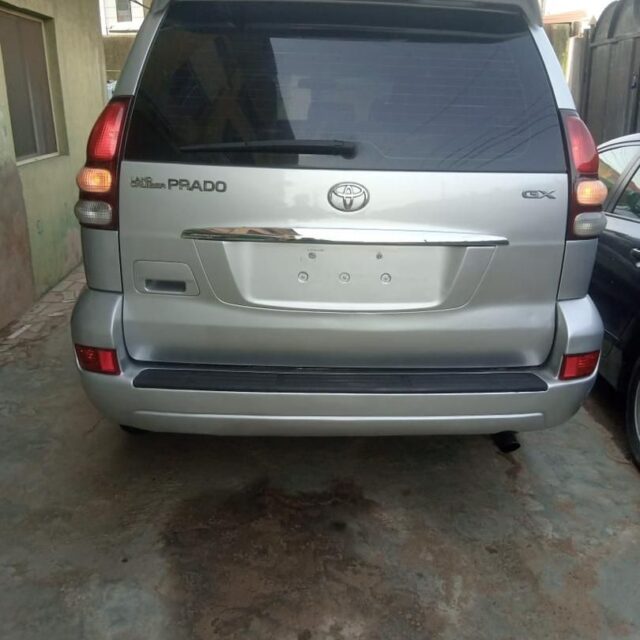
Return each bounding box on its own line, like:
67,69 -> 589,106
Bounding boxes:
564,115 -> 598,174
575,179 -> 608,206
88,100 -> 128,161
562,112 -> 607,240
559,351 -> 600,380
76,167 -> 112,193
74,345 -> 121,375
75,97 -> 132,230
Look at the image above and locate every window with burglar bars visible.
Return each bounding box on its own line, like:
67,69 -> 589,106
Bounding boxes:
0,9 -> 57,161
116,0 -> 133,22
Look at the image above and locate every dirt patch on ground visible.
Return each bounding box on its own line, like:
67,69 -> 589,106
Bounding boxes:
161,478 -> 445,640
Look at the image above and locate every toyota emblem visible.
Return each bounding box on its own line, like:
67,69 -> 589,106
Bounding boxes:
328,182 -> 370,213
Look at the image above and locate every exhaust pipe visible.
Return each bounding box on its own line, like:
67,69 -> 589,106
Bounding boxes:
492,431 -> 520,453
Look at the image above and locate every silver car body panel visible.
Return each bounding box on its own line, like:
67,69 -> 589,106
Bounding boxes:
115,7 -> 164,98
529,24 -> 576,110
599,133 -> 640,149
81,228 -> 122,292
118,164 -> 569,367
72,289 -> 601,435
557,239 -> 598,301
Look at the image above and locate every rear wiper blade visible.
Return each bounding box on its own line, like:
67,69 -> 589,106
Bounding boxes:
179,139 -> 357,158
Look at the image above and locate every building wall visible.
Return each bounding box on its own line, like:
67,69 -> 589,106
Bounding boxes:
100,0 -> 145,35
104,34 -> 136,82
0,0 -> 106,320
0,47 -> 34,329
100,1 -> 146,82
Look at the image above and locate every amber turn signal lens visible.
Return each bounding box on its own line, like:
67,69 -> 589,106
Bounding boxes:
76,167 -> 112,193
576,179 -> 607,206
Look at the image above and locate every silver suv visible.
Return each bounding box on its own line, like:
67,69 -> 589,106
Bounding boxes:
72,0 -> 607,438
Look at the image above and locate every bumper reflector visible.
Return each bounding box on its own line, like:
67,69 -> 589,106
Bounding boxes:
560,351 -> 599,380
75,345 -> 120,375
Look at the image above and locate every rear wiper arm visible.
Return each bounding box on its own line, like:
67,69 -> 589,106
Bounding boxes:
179,139 -> 357,158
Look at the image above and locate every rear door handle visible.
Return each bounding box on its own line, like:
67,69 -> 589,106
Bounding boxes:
631,248 -> 640,266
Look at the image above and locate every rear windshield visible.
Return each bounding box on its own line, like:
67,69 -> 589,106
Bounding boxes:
125,1 -> 566,173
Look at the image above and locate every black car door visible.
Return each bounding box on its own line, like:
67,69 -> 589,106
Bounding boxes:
592,145 -> 640,387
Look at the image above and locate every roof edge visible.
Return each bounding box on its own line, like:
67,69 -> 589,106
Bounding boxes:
151,0 -> 542,26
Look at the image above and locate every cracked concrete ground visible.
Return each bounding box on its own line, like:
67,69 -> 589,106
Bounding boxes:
1,273 -> 639,639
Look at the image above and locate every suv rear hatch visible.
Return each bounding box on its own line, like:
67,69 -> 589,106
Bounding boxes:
118,1 -> 568,368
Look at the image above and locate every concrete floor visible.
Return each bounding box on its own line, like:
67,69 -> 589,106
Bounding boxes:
1,323 -> 639,640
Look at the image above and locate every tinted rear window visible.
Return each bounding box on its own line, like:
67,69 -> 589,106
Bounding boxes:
125,1 -> 566,172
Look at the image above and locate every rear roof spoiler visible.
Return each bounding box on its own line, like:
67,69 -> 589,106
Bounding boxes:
150,0 -> 542,26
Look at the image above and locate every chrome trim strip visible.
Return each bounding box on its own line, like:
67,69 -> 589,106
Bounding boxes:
181,227 -> 509,246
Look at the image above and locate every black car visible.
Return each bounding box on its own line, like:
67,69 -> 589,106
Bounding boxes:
591,134 -> 640,468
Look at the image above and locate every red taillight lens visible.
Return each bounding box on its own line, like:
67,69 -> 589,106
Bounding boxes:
76,96 -> 131,230
562,111 -> 607,240
87,100 -> 128,162
563,114 -> 599,175
75,345 -> 121,375
559,351 -> 599,380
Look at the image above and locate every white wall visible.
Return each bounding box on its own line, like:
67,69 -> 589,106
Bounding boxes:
100,0 -> 145,35
544,0 -> 612,19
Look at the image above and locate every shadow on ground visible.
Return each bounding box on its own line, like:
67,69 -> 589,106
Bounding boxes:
585,378 -> 628,460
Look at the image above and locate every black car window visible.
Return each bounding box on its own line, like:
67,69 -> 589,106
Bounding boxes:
599,146 -> 640,196
614,165 -> 640,221
125,1 -> 566,172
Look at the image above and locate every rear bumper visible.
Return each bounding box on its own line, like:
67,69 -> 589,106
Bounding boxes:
71,291 -> 602,436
